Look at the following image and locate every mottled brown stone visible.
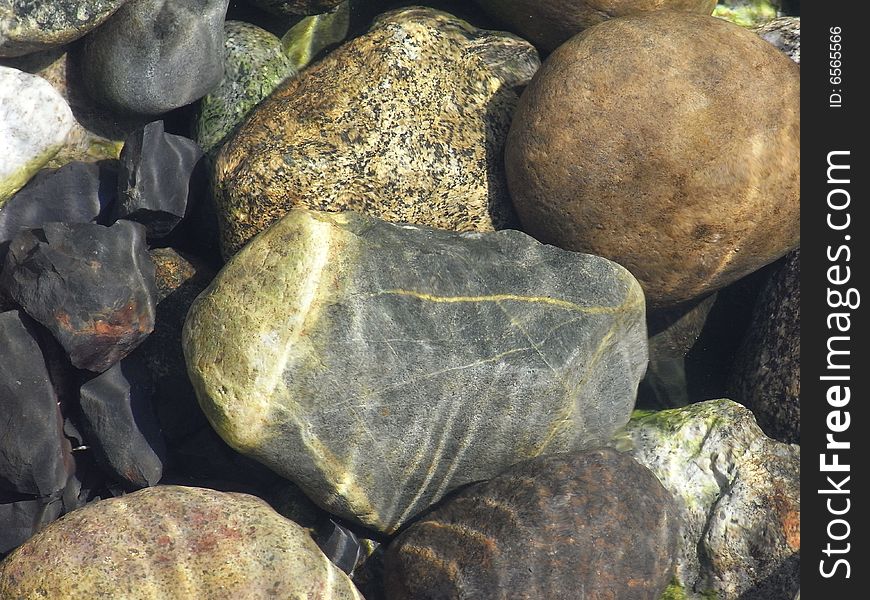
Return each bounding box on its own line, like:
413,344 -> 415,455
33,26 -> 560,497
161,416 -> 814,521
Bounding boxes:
505,12 -> 800,308
213,7 -> 539,258
385,448 -> 680,600
474,0 -> 717,52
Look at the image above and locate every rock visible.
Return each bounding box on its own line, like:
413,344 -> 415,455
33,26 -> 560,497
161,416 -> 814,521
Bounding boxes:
0,220 -> 157,372
113,122 -> 204,239
0,310 -> 73,496
193,22 -> 297,155
623,400 -> 800,599
248,0 -> 344,16
142,248 -> 216,442
0,66 -> 75,205
213,7 -> 539,258
0,497 -> 63,556
713,0 -> 779,27
728,249 -> 799,443
183,209 -> 648,533
505,13 -> 800,308
755,16 -> 800,64
385,448 -> 680,599
473,0 -> 716,53
0,0 -> 128,57
0,485 -> 365,599
80,0 -> 230,115
281,1 -> 350,67
78,354 -> 166,489
0,161 -> 117,262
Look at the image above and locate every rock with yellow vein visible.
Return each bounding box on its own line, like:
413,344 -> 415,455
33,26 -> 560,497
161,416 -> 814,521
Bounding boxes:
0,485 -> 364,599
182,209 -> 648,533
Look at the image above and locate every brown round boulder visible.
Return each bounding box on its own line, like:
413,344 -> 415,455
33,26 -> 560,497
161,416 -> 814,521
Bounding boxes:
505,12 -> 800,308
473,0 -> 717,53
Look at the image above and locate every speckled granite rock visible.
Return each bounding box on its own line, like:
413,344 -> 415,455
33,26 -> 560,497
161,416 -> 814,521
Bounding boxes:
0,66 -> 74,204
0,486 -> 365,599
506,13 -> 800,308
183,209 -> 647,533
755,16 -> 800,64
0,0 -> 128,57
248,0 -> 344,16
80,0 -> 229,115
713,0 -> 779,27
385,448 -> 680,600
728,249 -> 799,443
473,0 -> 716,53
623,400 -> 800,599
194,21 -> 297,155
213,7 -> 539,258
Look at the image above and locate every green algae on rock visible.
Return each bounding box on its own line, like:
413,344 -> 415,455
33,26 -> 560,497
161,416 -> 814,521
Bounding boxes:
713,0 -> 778,27
212,6 -> 540,258
0,485 -> 364,599
623,399 -> 800,599
183,209 -> 647,533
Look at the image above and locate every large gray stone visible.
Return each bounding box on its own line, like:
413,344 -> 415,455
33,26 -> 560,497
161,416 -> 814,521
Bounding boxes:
183,209 -> 648,533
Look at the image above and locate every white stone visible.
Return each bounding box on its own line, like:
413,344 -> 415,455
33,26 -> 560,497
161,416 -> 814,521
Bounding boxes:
0,66 -> 75,205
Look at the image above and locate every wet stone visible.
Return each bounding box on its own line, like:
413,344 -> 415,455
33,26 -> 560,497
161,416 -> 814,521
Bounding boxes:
113,122 -> 204,239
385,448 -> 681,600
0,496 -> 63,556
247,0 -> 344,16
78,354 -> 166,489
0,220 -> 157,372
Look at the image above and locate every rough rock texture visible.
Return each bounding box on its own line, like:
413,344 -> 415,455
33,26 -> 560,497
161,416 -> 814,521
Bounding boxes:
183,209 -> 648,533
728,249 -> 799,443
0,486 -> 365,599
80,0 -> 230,115
248,0 -> 344,16
113,122 -> 204,239
193,21 -> 297,155
213,7 -> 540,258
473,0 -> 716,53
0,0 -> 128,57
505,13 -> 800,308
0,66 -> 75,204
79,354 -> 166,489
0,220 -> 157,372
0,310 -> 73,497
385,448 -> 680,600
755,16 -> 800,64
623,400 -> 800,599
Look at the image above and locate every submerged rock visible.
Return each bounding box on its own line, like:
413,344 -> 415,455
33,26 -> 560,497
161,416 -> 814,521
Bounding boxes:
755,16 -> 800,64
183,209 -> 647,533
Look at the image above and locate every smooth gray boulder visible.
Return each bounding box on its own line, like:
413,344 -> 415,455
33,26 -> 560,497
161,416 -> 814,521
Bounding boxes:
183,209 -> 648,533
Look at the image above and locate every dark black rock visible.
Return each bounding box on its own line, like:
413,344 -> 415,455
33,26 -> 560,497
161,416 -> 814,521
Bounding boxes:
113,122 -> 204,239
0,497 -> 64,556
315,519 -> 363,575
0,161 -> 117,262
0,311 -> 73,496
0,221 -> 157,372
385,448 -> 681,600
78,354 -> 166,489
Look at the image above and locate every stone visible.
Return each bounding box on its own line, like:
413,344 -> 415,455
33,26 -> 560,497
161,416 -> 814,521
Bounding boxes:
78,354 -> 166,489
248,0 -> 344,16
0,485 -> 365,599
0,0 -> 128,57
0,497 -> 63,556
80,0 -> 229,115
213,7 -> 539,258
0,220 -> 157,372
755,16 -> 800,64
0,161 -> 117,262
505,12 -> 800,308
183,209 -> 648,533
141,247 -> 216,442
194,22 -> 297,155
713,0 -> 779,27
728,249 -> 799,443
0,310 -> 73,496
113,122 -> 204,239
623,400 -> 800,599
0,66 -> 75,205
385,448 -> 680,600
473,0 -> 717,53
280,1 -> 350,68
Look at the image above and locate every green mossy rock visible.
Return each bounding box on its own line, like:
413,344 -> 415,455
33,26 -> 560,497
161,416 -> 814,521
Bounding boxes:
183,209 -> 647,533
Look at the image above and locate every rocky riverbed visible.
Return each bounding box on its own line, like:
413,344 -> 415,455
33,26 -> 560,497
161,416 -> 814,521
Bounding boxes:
1,1 -> 799,598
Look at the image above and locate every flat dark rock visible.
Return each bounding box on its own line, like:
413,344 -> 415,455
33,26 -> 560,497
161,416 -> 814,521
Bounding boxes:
0,497 -> 64,556
113,122 -> 204,239
0,221 -> 157,372
78,354 -> 166,489
0,310 -> 73,497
